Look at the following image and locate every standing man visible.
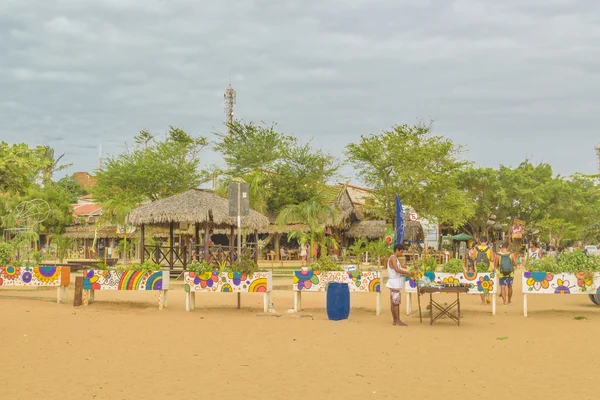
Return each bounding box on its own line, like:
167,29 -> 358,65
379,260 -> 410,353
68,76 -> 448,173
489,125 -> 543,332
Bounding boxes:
495,243 -> 516,305
472,237 -> 495,305
387,244 -> 412,326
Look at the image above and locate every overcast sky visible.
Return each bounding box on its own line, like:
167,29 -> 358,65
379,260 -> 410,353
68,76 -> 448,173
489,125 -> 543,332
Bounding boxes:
2,0 -> 600,182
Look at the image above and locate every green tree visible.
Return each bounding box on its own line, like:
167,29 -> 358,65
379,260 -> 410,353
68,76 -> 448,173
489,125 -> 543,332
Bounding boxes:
276,192 -> 338,259
214,121 -> 295,175
54,175 -> 87,203
93,127 -> 208,220
269,142 -> 340,213
38,146 -> 71,185
456,167 -> 505,239
346,122 -> 472,226
0,142 -> 48,194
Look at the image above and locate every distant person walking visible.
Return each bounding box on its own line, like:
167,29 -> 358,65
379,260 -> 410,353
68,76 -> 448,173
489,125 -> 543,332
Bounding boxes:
527,242 -> 542,264
386,244 -> 411,327
300,244 -> 308,266
495,243 -> 516,305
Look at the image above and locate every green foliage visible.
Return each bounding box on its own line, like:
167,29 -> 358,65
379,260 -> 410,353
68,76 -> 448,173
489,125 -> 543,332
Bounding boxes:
31,251 -> 42,264
230,257 -> 260,275
418,256 -> 438,273
134,261 -> 161,271
366,239 -> 393,265
0,242 -> 13,265
348,239 -> 366,257
346,122 -> 472,227
55,175 -> 87,203
187,260 -> 213,274
442,258 -> 464,274
214,121 -> 295,175
310,255 -> 342,271
49,234 -> 74,263
93,127 -> 208,223
476,262 -> 490,273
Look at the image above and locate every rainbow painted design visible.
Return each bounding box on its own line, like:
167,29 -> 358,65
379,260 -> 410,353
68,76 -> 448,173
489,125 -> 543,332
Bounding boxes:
292,271 -> 380,292
0,266 -> 69,287
184,271 -> 272,293
83,269 -> 169,291
522,272 -> 600,294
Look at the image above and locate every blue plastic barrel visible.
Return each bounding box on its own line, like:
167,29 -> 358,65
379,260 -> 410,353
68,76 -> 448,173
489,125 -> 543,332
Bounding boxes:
326,282 -> 350,321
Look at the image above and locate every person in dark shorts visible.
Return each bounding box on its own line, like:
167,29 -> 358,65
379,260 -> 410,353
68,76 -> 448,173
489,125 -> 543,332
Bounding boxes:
495,243 -> 516,305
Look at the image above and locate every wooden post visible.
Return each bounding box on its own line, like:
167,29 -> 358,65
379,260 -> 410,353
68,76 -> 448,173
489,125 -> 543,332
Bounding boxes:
229,226 -> 235,264
73,276 -> 84,307
195,223 -> 200,261
254,230 -> 259,263
169,221 -> 174,268
140,224 -> 145,263
204,220 -> 210,263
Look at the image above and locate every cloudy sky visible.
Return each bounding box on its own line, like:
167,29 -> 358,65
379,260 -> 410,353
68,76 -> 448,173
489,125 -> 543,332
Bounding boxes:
2,0 -> 600,182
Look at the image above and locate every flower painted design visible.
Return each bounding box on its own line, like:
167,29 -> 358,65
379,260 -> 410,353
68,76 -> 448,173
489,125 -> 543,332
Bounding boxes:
524,271 -> 553,291
293,270 -> 321,290
226,272 -> 248,286
348,271 -> 362,287
221,283 -> 233,292
34,266 -> 60,283
84,270 -> 101,290
197,272 -> 219,288
575,272 -> 593,289
554,279 -> 571,294
2,266 -> 21,280
477,275 -> 494,293
443,276 -> 459,285
22,271 -> 32,283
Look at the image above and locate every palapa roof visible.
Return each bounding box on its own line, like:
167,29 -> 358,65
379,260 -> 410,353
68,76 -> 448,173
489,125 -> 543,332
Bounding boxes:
126,189 -> 269,230
347,219 -> 424,241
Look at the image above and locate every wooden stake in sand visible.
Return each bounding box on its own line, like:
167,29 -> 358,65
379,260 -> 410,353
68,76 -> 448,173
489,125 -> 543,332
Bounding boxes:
73,276 -> 83,307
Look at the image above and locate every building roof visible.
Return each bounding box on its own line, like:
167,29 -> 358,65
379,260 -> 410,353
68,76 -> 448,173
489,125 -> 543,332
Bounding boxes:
72,203 -> 102,217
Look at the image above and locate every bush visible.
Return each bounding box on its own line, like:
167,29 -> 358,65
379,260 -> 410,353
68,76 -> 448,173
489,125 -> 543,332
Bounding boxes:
528,250 -> 600,273
187,260 -> 213,274
0,242 -> 13,265
476,262 -> 490,273
231,257 -> 259,275
442,258 -> 464,274
310,255 -> 342,272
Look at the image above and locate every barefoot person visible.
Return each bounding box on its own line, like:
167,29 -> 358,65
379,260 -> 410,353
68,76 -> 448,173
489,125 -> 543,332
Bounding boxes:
495,243 -> 516,305
387,244 -> 411,326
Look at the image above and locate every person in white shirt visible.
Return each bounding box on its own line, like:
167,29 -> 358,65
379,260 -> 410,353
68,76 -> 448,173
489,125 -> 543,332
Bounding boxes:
387,243 -> 412,326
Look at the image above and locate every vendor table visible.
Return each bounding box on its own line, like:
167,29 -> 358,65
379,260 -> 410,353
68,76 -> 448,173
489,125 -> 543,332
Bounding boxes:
417,286 -> 469,326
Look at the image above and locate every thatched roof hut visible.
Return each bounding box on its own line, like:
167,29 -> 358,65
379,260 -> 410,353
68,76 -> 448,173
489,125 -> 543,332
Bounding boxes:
347,220 -> 424,241
126,189 -> 269,230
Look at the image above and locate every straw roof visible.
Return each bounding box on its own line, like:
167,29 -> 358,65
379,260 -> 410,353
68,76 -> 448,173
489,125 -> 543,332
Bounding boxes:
64,225 -> 127,239
347,219 -> 424,241
126,189 -> 270,230
347,220 -> 387,239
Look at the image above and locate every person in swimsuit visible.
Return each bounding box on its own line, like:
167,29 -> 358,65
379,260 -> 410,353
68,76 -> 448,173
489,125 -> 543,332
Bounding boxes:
386,244 -> 411,326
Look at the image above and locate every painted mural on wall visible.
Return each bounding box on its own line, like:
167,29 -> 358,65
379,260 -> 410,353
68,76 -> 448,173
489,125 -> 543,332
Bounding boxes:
0,266 -> 70,287
522,272 -> 600,294
83,269 -> 169,291
404,272 -> 497,294
292,270 -> 381,293
183,271 -> 272,293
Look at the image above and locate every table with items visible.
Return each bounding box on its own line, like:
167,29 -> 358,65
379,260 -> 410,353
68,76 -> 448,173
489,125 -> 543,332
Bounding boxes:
417,284 -> 470,326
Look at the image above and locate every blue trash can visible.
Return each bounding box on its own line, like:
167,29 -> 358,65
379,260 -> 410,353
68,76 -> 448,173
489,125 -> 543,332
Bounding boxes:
326,282 -> 350,321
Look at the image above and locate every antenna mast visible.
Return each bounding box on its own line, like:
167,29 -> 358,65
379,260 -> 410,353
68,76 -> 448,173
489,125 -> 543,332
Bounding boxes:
595,144 -> 600,173
224,72 -> 236,134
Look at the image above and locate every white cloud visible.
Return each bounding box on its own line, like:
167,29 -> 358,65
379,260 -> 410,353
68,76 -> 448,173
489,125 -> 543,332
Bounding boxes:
0,0 -> 599,178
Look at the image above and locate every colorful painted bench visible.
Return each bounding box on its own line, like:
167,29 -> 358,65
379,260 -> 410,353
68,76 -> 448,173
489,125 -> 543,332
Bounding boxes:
292,270 -> 382,315
0,265 -> 70,303
522,271 -> 600,316
183,271 -> 273,312
404,272 -> 498,315
82,269 -> 170,310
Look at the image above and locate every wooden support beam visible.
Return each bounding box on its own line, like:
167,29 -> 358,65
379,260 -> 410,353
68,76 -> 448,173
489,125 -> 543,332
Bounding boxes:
140,224 -> 145,263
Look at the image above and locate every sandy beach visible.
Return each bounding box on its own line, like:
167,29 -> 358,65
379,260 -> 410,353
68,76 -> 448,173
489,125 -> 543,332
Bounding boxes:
1,273 -> 598,400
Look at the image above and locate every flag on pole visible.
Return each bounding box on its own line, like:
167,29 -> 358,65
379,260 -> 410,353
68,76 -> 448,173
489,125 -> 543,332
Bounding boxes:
395,194 -> 405,245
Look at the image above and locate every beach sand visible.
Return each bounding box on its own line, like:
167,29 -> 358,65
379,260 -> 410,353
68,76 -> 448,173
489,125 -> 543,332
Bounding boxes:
1,273 -> 598,400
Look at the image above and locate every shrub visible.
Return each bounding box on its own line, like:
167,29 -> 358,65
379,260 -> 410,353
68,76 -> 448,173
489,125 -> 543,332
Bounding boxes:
0,242 -> 13,265
187,260 -> 213,274
310,255 -> 342,271
231,257 -> 259,275
442,258 -> 464,274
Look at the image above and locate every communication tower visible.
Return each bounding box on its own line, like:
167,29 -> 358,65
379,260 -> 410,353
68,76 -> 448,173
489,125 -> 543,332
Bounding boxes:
595,144 -> 600,173
224,78 -> 236,134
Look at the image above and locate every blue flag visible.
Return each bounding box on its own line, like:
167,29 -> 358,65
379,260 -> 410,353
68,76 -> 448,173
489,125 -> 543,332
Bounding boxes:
395,194 -> 405,245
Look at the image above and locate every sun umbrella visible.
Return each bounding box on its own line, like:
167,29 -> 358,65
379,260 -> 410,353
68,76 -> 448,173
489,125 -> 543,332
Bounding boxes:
452,233 -> 474,241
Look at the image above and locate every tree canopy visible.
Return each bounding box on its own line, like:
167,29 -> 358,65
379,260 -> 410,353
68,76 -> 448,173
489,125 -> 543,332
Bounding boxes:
346,123 -> 473,226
